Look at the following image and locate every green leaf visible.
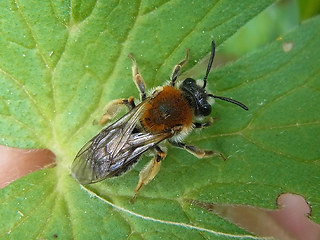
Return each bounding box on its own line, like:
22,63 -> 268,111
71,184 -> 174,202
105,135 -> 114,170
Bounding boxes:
3,1 -> 320,239
298,0 -> 320,20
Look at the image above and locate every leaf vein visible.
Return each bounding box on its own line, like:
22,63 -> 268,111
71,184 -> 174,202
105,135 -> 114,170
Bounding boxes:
80,185 -> 264,239
67,0 -> 143,141
0,68 -> 51,132
140,0 -> 172,16
0,114 -> 47,146
241,134 -> 307,163
0,177 -> 55,237
152,0 -> 221,86
14,0 -> 51,69
247,62 -> 320,129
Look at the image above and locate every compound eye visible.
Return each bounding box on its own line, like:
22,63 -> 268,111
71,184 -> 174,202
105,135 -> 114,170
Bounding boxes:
200,103 -> 212,116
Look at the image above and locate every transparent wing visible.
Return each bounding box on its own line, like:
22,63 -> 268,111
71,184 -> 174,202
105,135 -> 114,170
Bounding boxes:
71,102 -> 172,184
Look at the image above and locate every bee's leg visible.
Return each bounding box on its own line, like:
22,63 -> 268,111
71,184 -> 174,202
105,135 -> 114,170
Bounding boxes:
193,117 -> 214,128
99,97 -> 135,125
128,54 -> 147,101
171,49 -> 189,86
130,146 -> 166,203
168,140 -> 226,160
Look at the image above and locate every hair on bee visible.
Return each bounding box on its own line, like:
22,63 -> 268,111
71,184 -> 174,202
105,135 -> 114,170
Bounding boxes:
71,40 -> 248,202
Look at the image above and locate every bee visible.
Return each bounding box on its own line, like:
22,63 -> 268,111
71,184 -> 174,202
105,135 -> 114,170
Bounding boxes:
71,41 -> 248,201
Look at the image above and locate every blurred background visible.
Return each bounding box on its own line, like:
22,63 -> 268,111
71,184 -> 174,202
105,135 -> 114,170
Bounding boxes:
219,0 -> 320,58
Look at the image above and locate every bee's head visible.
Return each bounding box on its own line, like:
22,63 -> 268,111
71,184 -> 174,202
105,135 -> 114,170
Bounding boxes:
180,40 -> 248,117
180,78 -> 212,116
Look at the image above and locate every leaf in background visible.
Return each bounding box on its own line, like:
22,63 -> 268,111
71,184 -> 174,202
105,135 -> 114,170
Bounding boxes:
3,1 -> 319,240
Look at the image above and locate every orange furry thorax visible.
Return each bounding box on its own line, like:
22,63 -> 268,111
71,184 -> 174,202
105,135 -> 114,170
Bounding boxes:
140,86 -> 193,134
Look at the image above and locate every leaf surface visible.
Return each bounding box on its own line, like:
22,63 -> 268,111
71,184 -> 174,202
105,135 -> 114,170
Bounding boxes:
3,1 -> 320,240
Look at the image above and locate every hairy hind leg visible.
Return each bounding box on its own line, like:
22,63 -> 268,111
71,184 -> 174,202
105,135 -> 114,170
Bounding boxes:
130,146 -> 166,203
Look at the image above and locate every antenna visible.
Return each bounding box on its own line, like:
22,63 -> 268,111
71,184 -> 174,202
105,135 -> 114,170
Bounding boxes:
208,94 -> 248,110
203,40 -> 216,89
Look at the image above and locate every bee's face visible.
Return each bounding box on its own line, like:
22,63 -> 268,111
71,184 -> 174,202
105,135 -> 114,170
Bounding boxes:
180,78 -> 212,116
